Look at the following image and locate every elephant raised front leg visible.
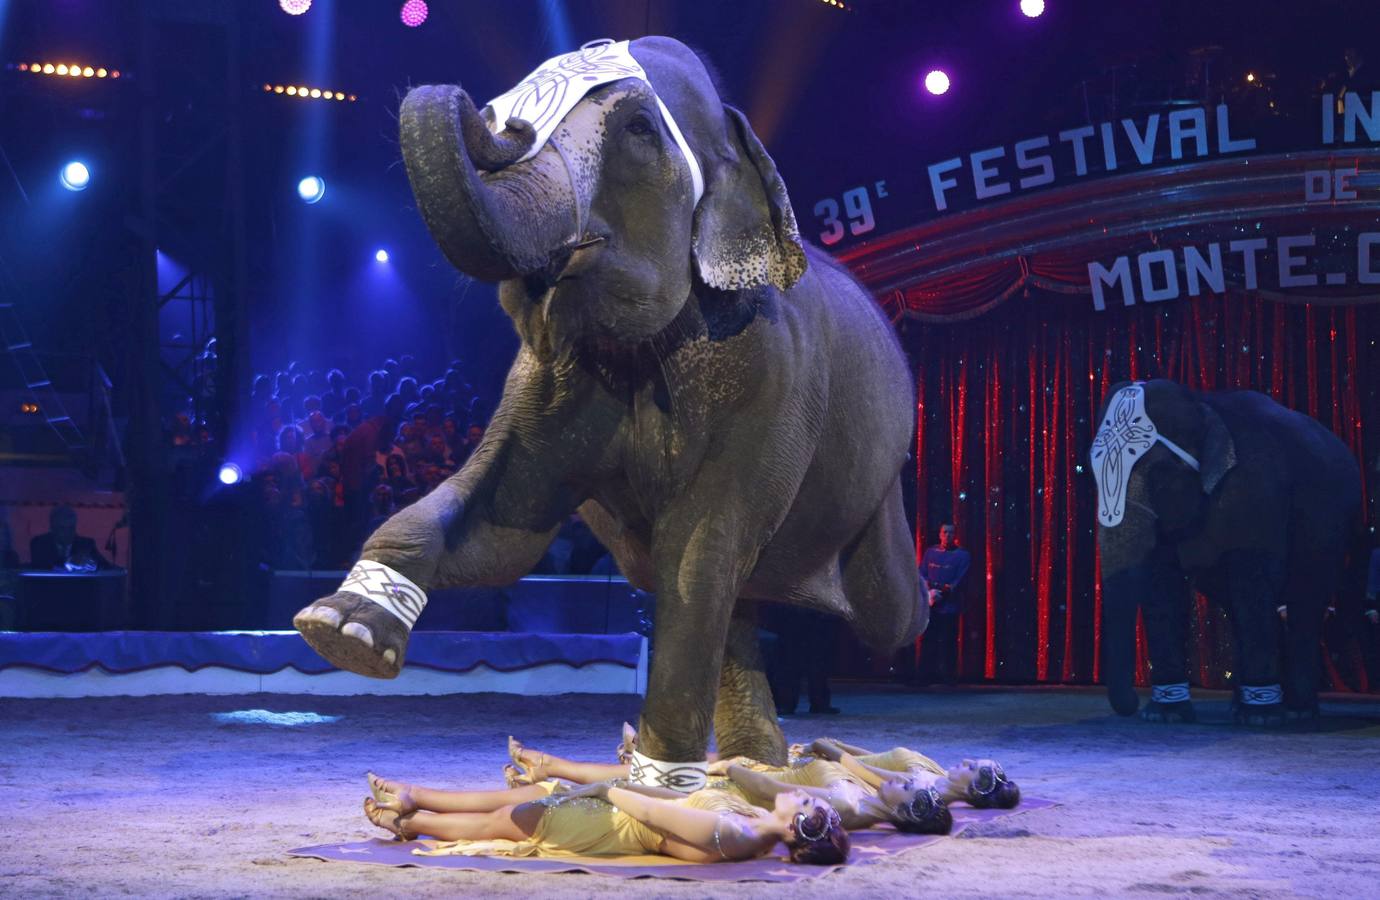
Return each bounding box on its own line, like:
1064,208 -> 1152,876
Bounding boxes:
294,473 -> 559,677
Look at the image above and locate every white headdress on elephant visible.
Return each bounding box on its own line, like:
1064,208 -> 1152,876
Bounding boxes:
1091,382 -> 1201,527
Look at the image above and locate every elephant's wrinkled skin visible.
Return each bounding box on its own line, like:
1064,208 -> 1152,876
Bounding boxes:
294,37 -> 923,764
1096,379 -> 1361,724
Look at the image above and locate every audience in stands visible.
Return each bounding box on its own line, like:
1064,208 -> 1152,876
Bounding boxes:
224,357 -> 604,574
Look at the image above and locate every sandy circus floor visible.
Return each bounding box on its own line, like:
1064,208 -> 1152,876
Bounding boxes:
1,685 -> 1377,898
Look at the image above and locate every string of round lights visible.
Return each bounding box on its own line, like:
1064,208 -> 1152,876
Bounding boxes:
13,62 -> 121,79
261,83 -> 357,102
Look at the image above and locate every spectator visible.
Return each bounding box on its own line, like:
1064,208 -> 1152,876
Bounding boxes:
456,423 -> 485,467
425,433 -> 455,467
385,454 -> 413,497
30,506 -> 109,572
321,368 -> 348,418
302,410 -> 333,462
919,522 -> 971,686
362,370 -> 389,417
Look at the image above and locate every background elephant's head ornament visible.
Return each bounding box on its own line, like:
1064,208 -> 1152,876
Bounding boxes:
296,36 -> 922,776
1092,382 -> 1204,527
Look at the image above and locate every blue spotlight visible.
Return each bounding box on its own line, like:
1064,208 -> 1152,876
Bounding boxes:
60,161 -> 90,191
217,462 -> 243,485
297,175 -> 326,204
374,248 -> 390,263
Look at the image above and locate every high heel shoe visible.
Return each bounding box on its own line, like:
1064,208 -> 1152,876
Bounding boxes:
366,772 -> 416,815
616,722 -> 637,764
364,796 -> 417,841
506,736 -> 549,787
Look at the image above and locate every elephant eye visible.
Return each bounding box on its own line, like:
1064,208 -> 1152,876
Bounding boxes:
626,114 -> 655,137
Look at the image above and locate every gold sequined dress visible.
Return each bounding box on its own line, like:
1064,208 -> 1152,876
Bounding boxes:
730,759 -> 877,830
854,747 -> 946,779
413,782 -> 761,860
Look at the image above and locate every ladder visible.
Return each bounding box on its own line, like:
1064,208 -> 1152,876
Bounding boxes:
0,301 -> 86,452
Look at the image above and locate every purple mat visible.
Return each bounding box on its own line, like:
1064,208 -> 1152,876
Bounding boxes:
289,797 -> 1055,883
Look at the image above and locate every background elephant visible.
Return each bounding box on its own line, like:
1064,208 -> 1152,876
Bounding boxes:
1093,379 -> 1362,723
293,37 -> 923,768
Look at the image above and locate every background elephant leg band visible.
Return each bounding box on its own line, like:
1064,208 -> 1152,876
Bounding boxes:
1151,682 -> 1191,704
337,561 -> 428,629
1240,684 -> 1282,705
628,750 -> 707,793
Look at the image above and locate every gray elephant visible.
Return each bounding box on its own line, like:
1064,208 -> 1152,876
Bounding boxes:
293,37 -> 923,779
1092,379 -> 1361,724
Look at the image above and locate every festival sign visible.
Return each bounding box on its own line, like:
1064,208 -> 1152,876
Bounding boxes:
833,92 -> 1380,318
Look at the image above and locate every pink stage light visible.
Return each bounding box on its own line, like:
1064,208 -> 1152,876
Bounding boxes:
924,69 -> 950,96
279,0 -> 312,16
1020,0 -> 1045,17
400,0 -> 429,27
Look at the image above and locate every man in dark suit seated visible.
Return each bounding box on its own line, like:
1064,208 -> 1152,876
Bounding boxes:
29,505 -> 108,571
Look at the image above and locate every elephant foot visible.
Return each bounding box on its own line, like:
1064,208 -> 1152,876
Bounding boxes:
1284,704 -> 1321,730
1232,683 -> 1286,727
1140,700 -> 1196,723
1231,702 -> 1286,727
294,591 -> 412,679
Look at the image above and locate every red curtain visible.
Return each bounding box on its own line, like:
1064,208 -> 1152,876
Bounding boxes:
894,289 -> 1379,690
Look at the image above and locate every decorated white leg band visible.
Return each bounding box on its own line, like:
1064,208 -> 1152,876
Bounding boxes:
338,560 -> 428,630
1240,683 -> 1282,706
1151,682 -> 1191,704
629,750 -> 707,793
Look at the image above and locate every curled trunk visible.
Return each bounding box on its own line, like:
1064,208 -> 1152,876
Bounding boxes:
399,84 -> 576,282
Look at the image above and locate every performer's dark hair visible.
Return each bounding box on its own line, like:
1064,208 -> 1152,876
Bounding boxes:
969,779 -> 1021,810
786,807 -> 850,865
891,794 -> 953,835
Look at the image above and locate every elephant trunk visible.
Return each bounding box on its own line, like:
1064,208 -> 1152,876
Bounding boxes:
399,84 -> 578,282
1101,564 -> 1144,717
1098,514 -> 1159,717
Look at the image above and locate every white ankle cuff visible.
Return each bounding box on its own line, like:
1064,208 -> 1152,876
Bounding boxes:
629,750 -> 707,793
338,561 -> 428,629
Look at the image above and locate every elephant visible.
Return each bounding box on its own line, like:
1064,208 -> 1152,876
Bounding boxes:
292,37 -> 923,779
1091,379 -> 1362,724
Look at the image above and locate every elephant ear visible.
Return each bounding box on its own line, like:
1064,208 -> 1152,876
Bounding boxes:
692,104 -> 807,292
1199,403 -> 1237,494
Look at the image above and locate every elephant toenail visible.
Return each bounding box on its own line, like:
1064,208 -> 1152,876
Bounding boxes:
342,622 -> 374,647
382,649 -> 397,665
312,606 -> 343,628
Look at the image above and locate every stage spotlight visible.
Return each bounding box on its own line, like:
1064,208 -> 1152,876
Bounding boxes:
924,69 -> 951,96
297,176 -> 326,204
1020,0 -> 1045,17
309,88 -> 321,98
1246,72 -> 1256,83
60,161 -> 90,192
217,463 -> 243,486
82,66 -> 94,77
374,249 -> 390,263
56,63 -> 68,75
286,85 -> 297,95
42,63 -> 54,74
96,67 -> 107,77
400,0 -> 429,27
280,0 -> 312,14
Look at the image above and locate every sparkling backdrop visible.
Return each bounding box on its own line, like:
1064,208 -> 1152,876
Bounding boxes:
885,289 -> 1379,692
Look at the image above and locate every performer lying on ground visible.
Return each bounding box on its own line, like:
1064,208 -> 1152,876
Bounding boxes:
505,734 -> 954,834
363,771 -> 849,864
798,737 -> 1022,809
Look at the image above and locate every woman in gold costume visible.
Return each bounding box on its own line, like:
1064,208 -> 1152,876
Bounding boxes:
507,733 -> 954,834
363,768 -> 849,865
799,737 -> 1022,809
